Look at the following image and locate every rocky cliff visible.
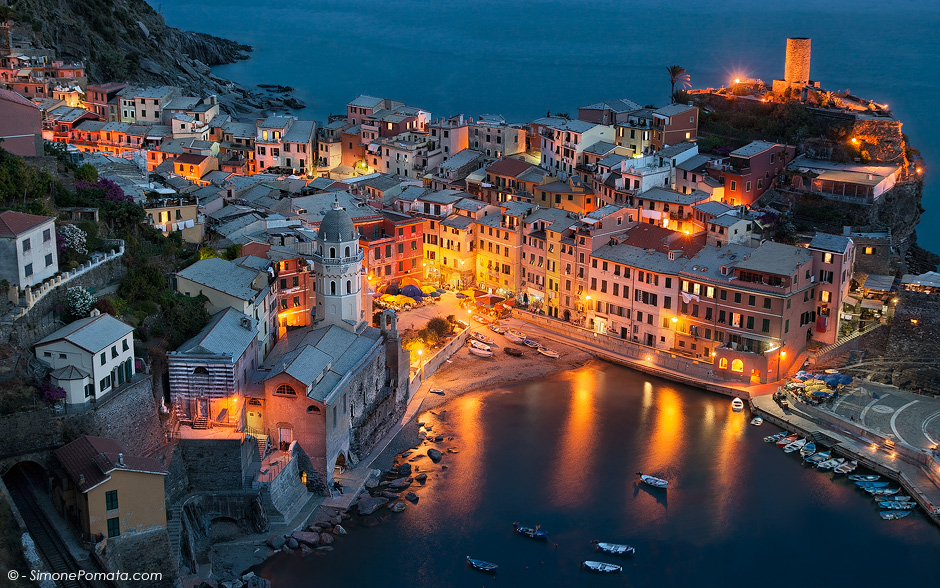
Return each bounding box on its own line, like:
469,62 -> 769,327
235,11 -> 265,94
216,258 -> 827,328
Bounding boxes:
2,0 -> 300,115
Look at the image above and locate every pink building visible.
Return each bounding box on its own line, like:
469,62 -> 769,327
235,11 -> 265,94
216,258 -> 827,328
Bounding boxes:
0,88 -> 42,156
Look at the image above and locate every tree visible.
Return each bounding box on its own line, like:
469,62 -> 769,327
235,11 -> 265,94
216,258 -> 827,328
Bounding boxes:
158,292 -> 210,348
74,164 -> 98,183
118,264 -> 166,303
66,287 -> 96,319
666,65 -> 691,103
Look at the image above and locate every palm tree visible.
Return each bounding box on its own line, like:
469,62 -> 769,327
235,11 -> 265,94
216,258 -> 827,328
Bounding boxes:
666,65 -> 691,103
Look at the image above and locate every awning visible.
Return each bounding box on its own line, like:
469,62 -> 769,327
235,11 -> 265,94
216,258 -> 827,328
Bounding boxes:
861,298 -> 883,310
367,143 -> 379,152
843,296 -> 859,307
863,274 -> 894,291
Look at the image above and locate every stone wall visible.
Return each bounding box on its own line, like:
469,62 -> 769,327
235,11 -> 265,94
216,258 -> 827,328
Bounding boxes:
100,528 -> 177,588
0,375 -> 164,469
852,118 -> 906,166
178,438 -> 248,492
349,383 -> 406,466
0,253 -> 127,349
264,454 -> 307,523
155,443 -> 190,509
875,291 -> 940,394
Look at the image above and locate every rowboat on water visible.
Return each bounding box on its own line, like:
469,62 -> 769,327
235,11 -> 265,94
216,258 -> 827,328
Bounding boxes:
874,495 -> 910,502
817,457 -> 845,471
537,347 -> 560,358
751,416 -> 763,426
800,442 -> 817,459
856,481 -> 890,488
581,561 -> 622,573
764,431 -> 788,442
865,487 -> 900,496
592,541 -> 635,556
783,438 -> 808,454
512,522 -> 548,539
848,474 -> 880,482
504,329 -> 526,343
637,473 -> 668,489
880,510 -> 911,520
805,450 -> 832,465
466,556 -> 498,572
879,501 -> 916,510
834,460 -> 859,474
731,398 -> 744,412
776,433 -> 799,447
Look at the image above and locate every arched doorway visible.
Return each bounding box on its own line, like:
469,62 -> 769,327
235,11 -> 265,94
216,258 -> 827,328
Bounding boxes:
563,309 -> 571,322
334,452 -> 348,477
246,399 -> 263,434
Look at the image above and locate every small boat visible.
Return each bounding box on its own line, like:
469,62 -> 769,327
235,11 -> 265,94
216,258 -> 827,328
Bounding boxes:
537,347 -> 560,358
874,495 -> 910,502
800,442 -> 817,459
731,398 -> 744,412
523,338 -> 541,348
471,331 -> 495,345
880,510 -> 911,520
488,324 -> 505,334
466,556 -> 498,572
783,438 -> 808,454
834,460 -> 858,474
855,481 -> 890,488
469,340 -> 491,352
429,388 -> 445,396
503,347 -> 524,357
637,473 -> 668,489
469,346 -> 493,358
750,416 -> 763,426
805,450 -> 832,465
776,433 -> 798,447
592,541 -> 635,556
848,474 -> 880,482
879,501 -> 916,510
471,314 -> 490,324
824,369 -> 840,374
817,457 -> 845,471
512,522 -> 548,539
764,431 -> 788,442
865,487 -> 900,496
504,329 -> 526,343
581,561 -> 622,573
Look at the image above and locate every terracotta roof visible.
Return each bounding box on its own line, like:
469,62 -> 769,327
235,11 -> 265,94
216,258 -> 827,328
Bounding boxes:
0,88 -> 40,109
54,435 -> 167,494
0,210 -> 54,237
486,157 -> 534,178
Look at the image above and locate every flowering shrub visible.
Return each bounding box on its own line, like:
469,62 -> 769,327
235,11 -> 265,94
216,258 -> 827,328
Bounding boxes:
75,178 -> 133,203
66,286 -> 96,318
58,224 -> 87,255
36,379 -> 66,404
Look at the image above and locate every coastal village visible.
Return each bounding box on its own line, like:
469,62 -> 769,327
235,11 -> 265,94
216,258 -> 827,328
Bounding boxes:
1,8 -> 939,586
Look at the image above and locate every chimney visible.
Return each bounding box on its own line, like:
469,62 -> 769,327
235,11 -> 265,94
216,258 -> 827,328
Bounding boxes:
79,473 -> 85,485
118,453 -> 124,466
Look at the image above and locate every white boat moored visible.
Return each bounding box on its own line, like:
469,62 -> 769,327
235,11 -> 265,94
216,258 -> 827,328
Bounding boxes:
637,473 -> 668,489
581,561 -> 622,573
731,398 -> 744,412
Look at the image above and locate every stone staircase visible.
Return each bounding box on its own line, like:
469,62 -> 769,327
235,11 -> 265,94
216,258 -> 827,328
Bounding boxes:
166,503 -> 183,569
255,434 -> 268,460
813,323 -> 883,366
192,416 -> 210,430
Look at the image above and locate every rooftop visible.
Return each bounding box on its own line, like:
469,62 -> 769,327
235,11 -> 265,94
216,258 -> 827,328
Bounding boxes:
171,307 -> 257,361
176,257 -> 266,302
808,232 -> 853,254
35,313 -> 134,354
0,210 -> 54,237
638,187 -> 708,205
733,241 -> 812,276
487,157 -> 535,178
730,140 -> 779,158
54,436 -> 166,494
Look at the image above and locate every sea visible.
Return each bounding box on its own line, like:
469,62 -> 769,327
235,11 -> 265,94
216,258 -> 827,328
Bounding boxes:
251,362 -> 940,587
151,0 -> 940,257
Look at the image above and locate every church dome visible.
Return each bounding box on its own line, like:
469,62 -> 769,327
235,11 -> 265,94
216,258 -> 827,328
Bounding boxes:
318,199 -> 357,242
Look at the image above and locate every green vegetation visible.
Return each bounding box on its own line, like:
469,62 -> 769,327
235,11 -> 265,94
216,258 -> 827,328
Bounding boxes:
667,65 -> 691,104
402,316 -> 456,352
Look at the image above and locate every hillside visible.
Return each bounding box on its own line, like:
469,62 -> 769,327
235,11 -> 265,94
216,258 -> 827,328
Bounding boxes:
0,0 -> 300,115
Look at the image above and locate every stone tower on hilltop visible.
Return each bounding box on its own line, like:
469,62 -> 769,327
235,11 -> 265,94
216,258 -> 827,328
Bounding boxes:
784,37 -> 812,85
312,198 -> 366,332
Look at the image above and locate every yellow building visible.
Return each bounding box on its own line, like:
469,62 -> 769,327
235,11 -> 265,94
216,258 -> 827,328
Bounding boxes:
144,197 -> 205,243
53,436 -> 167,542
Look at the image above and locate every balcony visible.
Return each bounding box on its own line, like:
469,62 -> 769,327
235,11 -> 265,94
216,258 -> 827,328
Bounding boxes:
312,252 -> 364,266
669,212 -> 692,221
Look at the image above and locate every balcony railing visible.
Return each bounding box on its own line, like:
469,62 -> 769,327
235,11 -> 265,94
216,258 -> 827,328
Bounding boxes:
312,252 -> 364,265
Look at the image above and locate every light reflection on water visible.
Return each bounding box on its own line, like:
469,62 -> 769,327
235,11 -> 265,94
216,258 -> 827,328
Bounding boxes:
258,361 -> 940,587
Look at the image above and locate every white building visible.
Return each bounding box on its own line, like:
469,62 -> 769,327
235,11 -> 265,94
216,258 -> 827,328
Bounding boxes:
35,311 -> 135,405
536,118 -> 614,179
312,200 -> 367,331
0,210 -> 58,288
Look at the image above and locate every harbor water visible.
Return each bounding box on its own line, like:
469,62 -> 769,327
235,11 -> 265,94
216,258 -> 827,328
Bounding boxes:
257,362 -> 940,587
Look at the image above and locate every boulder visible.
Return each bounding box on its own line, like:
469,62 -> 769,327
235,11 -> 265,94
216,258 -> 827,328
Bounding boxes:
415,473 -> 428,484
333,524 -> 347,535
388,501 -> 406,513
291,531 -> 320,547
319,532 -> 334,545
401,451 -> 412,458
434,435 -> 444,442
245,576 -> 271,588
266,535 -> 286,550
364,469 -> 381,489
329,515 -> 342,526
427,448 -> 443,463
389,476 -> 413,490
418,432 -> 427,441
447,447 -> 459,453
442,465 -> 449,470
397,463 -> 412,476
380,490 -> 399,499
417,421 -> 425,428
405,492 -> 419,504
424,424 -> 434,432
355,496 -> 389,515
286,538 -> 299,549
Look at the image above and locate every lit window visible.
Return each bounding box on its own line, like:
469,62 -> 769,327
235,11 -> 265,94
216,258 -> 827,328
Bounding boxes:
823,252 -> 833,264
275,383 -> 297,395
731,359 -> 744,373
718,357 -> 728,370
